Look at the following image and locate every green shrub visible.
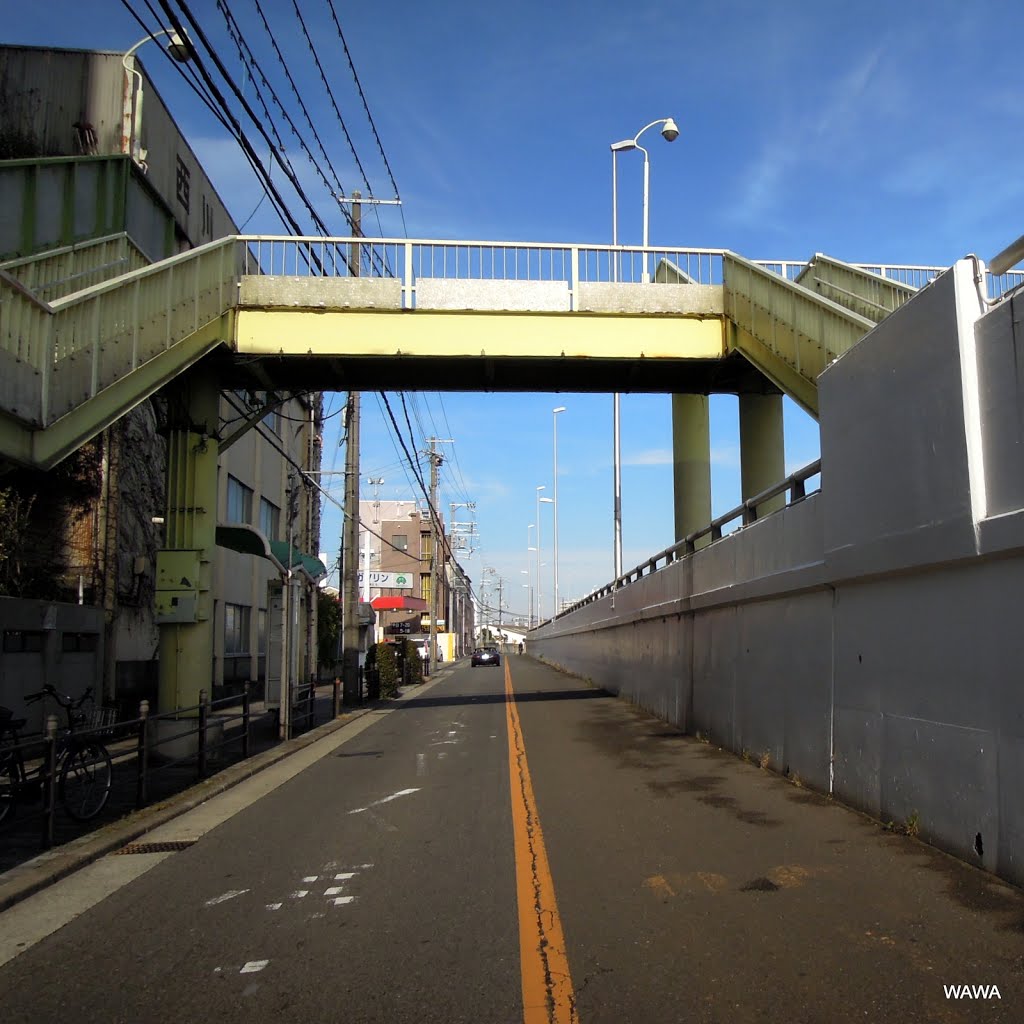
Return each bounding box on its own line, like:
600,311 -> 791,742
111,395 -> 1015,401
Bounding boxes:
402,639 -> 423,686
375,641 -> 399,698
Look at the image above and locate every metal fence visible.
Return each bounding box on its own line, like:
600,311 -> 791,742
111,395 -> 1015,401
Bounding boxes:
556,460 -> 823,620
236,235 -> 1024,304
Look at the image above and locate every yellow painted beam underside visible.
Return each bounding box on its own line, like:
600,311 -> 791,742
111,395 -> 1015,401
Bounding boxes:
235,309 -> 726,360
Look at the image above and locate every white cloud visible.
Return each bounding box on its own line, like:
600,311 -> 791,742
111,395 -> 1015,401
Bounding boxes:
728,43 -> 888,226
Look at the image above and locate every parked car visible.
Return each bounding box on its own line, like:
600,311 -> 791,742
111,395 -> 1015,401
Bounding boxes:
471,647 -> 501,667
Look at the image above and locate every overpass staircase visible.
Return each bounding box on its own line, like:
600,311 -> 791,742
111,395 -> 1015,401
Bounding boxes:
1,235 -> 1012,470
0,237 -> 238,469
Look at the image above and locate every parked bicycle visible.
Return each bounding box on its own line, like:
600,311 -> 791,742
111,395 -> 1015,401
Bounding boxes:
0,684 -> 113,825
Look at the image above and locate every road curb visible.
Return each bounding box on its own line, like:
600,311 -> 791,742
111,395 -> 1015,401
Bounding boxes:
0,705 -> 376,914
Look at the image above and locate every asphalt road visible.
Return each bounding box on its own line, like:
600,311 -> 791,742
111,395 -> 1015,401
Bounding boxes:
1,656 -> 1023,1023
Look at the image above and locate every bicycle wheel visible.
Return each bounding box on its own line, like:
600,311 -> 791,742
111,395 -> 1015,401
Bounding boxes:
58,741 -> 112,821
0,753 -> 15,826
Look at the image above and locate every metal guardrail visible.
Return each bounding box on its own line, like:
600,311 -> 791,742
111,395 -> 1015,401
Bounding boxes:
1,686 -> 264,851
556,459 -> 823,620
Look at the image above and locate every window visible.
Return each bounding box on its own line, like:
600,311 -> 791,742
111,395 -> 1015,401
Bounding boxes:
3,630 -> 45,653
258,609 -> 267,655
391,533 -> 408,552
226,475 -> 253,524
256,391 -> 281,434
61,632 -> 99,653
224,604 -> 251,656
420,574 -> 431,604
260,498 -> 280,540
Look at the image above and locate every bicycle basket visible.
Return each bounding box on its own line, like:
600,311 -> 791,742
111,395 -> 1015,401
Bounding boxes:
85,706 -> 117,736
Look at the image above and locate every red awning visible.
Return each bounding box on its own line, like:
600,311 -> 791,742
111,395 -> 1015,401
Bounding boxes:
370,595 -> 428,611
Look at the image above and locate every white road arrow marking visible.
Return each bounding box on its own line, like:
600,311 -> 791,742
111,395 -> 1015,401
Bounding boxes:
205,889 -> 249,906
348,788 -> 420,815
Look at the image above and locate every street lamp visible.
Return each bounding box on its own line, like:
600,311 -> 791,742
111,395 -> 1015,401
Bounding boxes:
538,495 -> 553,621
609,116 -> 679,580
535,487 -> 545,622
552,406 -> 566,616
526,523 -> 536,628
610,117 -> 680,261
122,28 -> 192,165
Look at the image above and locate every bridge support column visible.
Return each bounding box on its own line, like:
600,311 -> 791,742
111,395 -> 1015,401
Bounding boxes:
671,394 -> 711,545
155,367 -> 220,713
739,393 -> 785,516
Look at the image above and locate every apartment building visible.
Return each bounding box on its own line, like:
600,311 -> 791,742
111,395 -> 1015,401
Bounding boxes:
357,499 -> 473,659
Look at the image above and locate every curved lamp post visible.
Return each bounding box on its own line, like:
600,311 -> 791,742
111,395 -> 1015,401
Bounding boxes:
122,28 -> 192,164
609,117 -> 679,578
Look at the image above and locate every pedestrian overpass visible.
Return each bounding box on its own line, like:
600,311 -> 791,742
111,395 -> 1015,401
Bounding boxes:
7,233 -> 989,472
4,235 -> 1024,890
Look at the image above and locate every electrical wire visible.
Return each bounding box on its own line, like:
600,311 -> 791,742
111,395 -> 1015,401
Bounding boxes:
241,0 -> 355,229
323,0 -> 407,237
289,0 -> 371,194
158,0 -> 333,243
222,392 -> 412,560
121,0 -> 297,233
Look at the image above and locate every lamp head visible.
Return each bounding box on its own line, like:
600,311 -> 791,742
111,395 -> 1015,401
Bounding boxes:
660,118 -> 679,142
553,406 -> 566,414
166,30 -> 192,63
610,139 -> 637,152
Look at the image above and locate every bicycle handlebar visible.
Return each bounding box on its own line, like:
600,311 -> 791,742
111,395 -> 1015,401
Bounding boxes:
23,684 -> 93,709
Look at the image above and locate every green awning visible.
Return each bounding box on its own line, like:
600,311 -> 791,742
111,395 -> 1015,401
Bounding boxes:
216,524 -> 326,580
269,540 -> 327,580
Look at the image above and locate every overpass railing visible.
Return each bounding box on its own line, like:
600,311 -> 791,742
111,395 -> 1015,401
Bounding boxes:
1,236 -> 237,427
554,459 -> 823,621
237,236 -> 1024,305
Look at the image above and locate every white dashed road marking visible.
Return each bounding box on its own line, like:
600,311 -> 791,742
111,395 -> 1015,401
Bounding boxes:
240,960 -> 270,974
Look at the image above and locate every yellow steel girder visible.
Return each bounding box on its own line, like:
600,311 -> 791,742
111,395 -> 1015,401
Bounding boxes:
235,308 -> 726,361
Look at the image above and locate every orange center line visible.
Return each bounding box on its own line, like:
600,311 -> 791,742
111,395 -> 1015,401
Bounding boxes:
504,659 -> 579,1024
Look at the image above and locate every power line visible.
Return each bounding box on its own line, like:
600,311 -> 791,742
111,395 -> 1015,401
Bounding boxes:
241,0 -> 356,230
157,0 -> 333,241
323,0 -> 407,237
217,0 -> 344,236
121,0 -> 297,233
288,0 -> 371,195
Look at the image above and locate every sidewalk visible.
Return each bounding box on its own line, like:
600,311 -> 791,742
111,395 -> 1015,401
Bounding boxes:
0,670 -> 456,913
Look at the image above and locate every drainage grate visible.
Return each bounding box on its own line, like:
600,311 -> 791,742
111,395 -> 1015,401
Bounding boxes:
115,840 -> 197,855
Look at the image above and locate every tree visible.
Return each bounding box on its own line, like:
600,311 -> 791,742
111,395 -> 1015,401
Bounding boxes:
317,590 -> 341,673
0,486 -> 34,596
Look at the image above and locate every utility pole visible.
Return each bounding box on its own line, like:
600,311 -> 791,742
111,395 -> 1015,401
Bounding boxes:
425,438 -> 453,674
340,191 -> 363,704
427,442 -> 442,677
342,391 -> 361,703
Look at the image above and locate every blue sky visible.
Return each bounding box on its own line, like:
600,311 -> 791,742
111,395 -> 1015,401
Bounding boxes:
10,1 -> 1024,617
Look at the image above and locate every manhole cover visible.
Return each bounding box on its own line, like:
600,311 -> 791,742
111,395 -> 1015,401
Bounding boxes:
115,840 -> 197,855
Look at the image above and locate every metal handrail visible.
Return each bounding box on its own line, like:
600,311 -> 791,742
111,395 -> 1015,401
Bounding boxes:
555,460 -> 823,619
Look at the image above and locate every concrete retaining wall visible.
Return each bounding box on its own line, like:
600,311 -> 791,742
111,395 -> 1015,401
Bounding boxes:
532,260 -> 1024,887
